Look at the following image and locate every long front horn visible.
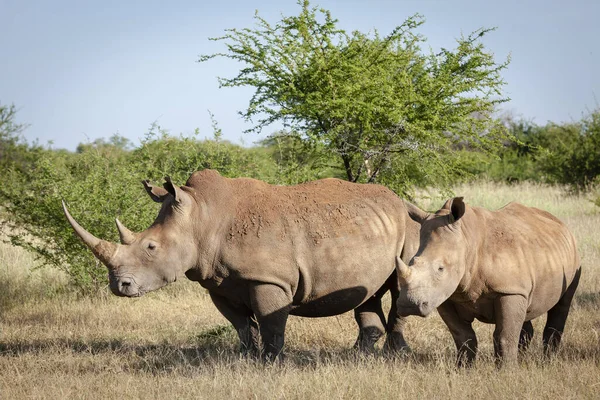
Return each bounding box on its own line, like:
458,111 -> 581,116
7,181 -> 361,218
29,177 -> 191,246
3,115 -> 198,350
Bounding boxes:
396,256 -> 412,281
115,218 -> 136,245
62,201 -> 117,266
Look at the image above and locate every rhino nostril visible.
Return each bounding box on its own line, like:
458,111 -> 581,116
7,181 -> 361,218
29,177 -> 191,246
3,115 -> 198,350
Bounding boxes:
120,278 -> 132,287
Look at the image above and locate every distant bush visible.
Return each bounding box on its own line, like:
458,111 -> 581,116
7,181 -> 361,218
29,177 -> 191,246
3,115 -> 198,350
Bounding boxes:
537,111 -> 600,191
458,110 -> 600,196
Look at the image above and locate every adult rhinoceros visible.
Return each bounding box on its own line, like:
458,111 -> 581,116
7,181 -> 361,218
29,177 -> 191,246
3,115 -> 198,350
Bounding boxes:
63,169 -> 419,360
396,197 -> 581,366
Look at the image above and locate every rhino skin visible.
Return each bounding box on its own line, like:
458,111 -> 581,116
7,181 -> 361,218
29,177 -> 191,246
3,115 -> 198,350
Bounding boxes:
63,169 -> 420,361
396,197 -> 581,367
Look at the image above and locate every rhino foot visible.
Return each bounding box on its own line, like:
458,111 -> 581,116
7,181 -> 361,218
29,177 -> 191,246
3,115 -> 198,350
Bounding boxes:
353,326 -> 385,353
383,332 -> 412,356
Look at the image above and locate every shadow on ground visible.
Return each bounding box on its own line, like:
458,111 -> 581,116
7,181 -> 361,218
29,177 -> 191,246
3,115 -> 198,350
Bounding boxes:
1,324 -> 598,373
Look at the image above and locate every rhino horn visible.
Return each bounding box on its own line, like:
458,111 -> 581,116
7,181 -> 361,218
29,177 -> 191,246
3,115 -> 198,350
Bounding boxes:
115,218 -> 136,245
62,201 -> 117,266
396,256 -> 412,280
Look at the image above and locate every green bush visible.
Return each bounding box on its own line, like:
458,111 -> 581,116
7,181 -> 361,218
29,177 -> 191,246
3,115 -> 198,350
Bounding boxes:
2,140 -> 150,291
455,111 -> 600,192
537,111 -> 600,191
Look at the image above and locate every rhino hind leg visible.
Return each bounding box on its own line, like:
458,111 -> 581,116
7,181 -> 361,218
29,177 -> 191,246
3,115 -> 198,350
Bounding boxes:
543,267 -> 582,356
249,283 -> 292,362
353,295 -> 386,353
519,321 -> 534,351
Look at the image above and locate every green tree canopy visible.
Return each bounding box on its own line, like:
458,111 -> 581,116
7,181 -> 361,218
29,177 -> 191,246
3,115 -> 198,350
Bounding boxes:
199,0 -> 511,194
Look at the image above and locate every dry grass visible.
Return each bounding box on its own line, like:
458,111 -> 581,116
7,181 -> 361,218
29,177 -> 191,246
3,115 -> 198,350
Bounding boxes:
1,181 -> 599,399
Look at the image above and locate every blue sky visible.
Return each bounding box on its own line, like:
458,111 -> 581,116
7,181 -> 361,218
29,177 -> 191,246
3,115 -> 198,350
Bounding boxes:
1,0 -> 598,150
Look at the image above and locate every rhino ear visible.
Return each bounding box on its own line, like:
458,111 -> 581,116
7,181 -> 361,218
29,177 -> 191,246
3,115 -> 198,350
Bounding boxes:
143,180 -> 169,203
404,200 -> 429,224
163,176 -> 183,203
443,197 -> 466,223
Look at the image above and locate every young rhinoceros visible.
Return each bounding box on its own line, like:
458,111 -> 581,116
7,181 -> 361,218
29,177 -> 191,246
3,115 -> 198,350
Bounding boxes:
396,197 -> 581,367
63,169 -> 420,361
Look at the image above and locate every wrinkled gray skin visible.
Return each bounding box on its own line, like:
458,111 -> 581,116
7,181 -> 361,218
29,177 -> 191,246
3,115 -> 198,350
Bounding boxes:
63,169 -> 420,361
396,197 -> 581,367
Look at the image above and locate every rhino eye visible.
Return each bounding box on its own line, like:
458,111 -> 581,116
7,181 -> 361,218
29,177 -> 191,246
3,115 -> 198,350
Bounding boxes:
147,242 -> 156,250
438,266 -> 444,272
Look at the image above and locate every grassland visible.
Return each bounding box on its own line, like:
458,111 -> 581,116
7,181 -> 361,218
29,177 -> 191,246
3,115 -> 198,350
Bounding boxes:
1,181 -> 599,399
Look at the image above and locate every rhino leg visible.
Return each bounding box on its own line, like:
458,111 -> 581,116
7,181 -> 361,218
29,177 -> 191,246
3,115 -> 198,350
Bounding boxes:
383,274 -> 410,354
519,321 -> 534,351
249,283 -> 292,362
543,267 -> 581,356
209,292 -> 260,356
493,294 -> 528,367
353,295 -> 386,353
438,301 -> 478,367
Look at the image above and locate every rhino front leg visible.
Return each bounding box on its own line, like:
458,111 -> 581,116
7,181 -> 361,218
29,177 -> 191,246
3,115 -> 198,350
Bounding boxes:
209,292 -> 260,356
249,283 -> 292,362
353,295 -> 386,353
493,294 -> 528,367
384,276 -> 410,353
438,301 -> 478,367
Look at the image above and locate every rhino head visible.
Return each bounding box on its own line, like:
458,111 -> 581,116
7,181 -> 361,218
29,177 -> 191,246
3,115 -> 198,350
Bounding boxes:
63,178 -> 199,297
396,197 -> 468,317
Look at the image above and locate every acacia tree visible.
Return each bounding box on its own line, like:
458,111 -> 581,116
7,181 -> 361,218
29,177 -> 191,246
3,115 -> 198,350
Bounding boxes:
199,0 -> 511,194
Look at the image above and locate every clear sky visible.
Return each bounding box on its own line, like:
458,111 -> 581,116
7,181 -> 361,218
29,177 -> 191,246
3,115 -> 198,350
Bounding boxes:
1,0 -> 598,150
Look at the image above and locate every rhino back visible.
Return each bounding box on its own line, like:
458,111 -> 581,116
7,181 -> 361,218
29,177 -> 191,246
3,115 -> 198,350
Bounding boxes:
185,171 -> 409,316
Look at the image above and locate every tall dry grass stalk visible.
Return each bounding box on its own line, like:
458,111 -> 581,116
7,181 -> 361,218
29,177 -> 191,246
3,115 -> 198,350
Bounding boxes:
1,181 -> 599,399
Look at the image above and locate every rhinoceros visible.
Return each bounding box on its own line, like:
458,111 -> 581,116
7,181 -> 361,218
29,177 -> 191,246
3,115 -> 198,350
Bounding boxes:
63,169 -> 419,360
395,197 -> 581,366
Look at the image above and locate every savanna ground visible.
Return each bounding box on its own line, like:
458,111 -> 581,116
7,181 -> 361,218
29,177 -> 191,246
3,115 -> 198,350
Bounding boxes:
1,182 -> 599,399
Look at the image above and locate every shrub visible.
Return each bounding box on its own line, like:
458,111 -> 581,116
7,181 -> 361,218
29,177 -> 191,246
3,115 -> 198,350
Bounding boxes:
455,111 -> 600,193
537,111 -> 600,191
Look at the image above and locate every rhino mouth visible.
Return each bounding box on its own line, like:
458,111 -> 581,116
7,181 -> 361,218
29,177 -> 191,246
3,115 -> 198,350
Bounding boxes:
109,272 -> 145,297
397,300 -> 433,318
